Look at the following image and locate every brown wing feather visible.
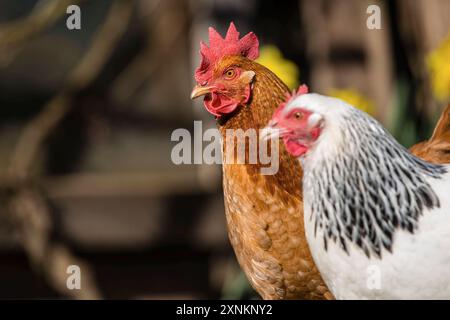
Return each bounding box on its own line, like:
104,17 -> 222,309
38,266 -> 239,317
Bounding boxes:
410,104 -> 450,163
223,160 -> 330,299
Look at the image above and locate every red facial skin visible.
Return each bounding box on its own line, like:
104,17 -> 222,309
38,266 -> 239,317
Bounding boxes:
273,108 -> 322,157
201,66 -> 253,117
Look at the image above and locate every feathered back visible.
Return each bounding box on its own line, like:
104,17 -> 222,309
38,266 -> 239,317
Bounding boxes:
409,104 -> 450,164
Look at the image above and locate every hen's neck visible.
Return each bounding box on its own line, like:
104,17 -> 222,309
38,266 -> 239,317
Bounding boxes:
217,60 -> 302,197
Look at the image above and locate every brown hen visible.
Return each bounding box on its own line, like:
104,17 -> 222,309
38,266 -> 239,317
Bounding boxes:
191,24 -> 330,299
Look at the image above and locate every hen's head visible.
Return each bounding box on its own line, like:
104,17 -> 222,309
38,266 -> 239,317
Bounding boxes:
190,22 -> 259,117
263,86 -> 351,157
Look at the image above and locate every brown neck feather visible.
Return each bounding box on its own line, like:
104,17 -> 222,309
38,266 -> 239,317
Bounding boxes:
218,58 -> 303,198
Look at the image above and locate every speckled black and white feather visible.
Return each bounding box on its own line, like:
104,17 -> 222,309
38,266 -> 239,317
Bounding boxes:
303,107 -> 446,258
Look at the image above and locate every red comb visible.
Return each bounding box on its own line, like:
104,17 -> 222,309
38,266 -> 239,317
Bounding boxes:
194,22 -> 259,84
291,84 -> 309,97
274,84 -> 309,118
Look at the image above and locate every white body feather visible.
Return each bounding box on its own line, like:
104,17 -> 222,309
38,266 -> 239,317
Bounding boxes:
305,170 -> 450,299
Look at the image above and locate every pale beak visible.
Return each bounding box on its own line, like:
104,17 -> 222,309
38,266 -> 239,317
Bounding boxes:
190,85 -> 216,99
261,120 -> 284,141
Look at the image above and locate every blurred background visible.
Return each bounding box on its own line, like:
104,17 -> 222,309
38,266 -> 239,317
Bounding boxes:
0,0 -> 449,299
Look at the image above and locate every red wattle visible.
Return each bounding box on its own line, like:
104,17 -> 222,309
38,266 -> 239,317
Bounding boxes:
283,137 -> 308,157
202,84 -> 252,118
204,93 -> 239,117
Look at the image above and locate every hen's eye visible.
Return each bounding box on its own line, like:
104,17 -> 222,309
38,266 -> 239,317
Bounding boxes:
225,69 -> 236,79
294,112 -> 303,120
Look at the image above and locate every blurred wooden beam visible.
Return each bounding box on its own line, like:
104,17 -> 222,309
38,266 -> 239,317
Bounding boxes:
300,0 -> 394,123
42,171 -> 209,199
2,0 -> 134,300
397,0 -> 450,116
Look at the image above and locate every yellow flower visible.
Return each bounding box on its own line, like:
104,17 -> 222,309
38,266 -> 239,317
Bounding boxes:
427,33 -> 450,101
329,89 -> 376,116
256,45 -> 299,89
